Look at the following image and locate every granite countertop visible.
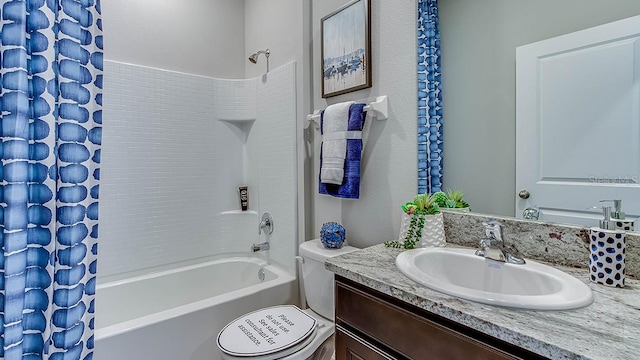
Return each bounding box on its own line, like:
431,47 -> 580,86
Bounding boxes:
326,244 -> 640,360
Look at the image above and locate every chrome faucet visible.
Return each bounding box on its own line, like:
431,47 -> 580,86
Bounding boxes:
251,242 -> 270,252
475,221 -> 525,265
522,207 -> 540,220
252,212 -> 273,253
258,212 -> 273,235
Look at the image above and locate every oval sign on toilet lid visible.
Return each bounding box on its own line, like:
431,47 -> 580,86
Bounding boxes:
217,305 -> 317,357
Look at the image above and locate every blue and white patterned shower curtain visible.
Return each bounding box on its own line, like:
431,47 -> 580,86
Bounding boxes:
417,0 -> 442,194
0,1 -> 102,359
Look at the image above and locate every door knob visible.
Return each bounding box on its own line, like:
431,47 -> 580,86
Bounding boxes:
518,190 -> 530,199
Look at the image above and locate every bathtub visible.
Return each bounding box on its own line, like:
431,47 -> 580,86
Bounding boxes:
94,256 -> 297,360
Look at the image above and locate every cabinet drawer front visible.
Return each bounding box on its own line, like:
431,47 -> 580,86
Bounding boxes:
336,325 -> 395,360
336,281 -> 520,360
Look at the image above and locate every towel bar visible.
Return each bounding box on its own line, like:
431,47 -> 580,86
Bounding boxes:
306,95 -> 388,129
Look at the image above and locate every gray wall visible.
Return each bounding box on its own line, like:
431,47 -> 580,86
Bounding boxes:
241,0 -> 415,248
103,1 -> 640,251
311,1 -> 418,248
439,0 -> 640,217
102,0 -> 245,78
244,0 -> 312,247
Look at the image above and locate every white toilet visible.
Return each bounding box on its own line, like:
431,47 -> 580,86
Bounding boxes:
217,239 -> 357,360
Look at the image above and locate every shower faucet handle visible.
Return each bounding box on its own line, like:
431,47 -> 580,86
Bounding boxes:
258,212 -> 273,235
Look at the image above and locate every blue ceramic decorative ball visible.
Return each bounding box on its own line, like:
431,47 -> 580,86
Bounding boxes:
320,222 -> 346,249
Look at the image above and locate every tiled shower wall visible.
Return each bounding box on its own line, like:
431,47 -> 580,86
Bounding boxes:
253,65 -> 297,271
99,61 -> 296,278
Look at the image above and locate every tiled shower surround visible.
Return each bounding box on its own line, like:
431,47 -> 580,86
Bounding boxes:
100,61 -> 296,278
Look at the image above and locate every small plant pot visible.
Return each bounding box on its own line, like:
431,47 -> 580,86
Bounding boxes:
398,212 -> 446,248
397,212 -> 412,241
417,213 -> 446,247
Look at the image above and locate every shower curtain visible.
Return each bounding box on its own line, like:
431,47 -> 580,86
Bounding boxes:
417,0 -> 442,194
0,1 -> 102,359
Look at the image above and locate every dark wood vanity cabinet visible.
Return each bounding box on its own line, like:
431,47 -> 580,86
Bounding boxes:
336,326 -> 394,360
334,276 -> 548,360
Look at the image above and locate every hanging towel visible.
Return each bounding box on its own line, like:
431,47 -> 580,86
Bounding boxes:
319,101 -> 354,184
319,103 -> 368,199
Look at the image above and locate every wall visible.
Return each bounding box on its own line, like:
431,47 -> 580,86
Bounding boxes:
244,0 -> 312,245
96,1 -> 640,271
101,0 -> 245,78
100,2 -> 299,277
102,0 -> 418,257
439,0 -> 640,217
99,1 -> 246,277
252,63 -> 298,270
310,1 -> 417,248
100,62 -> 248,276
100,61 -> 297,277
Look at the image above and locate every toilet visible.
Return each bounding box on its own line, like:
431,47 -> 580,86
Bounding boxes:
217,239 -> 357,360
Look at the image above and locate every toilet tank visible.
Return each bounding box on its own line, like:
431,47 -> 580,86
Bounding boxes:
299,239 -> 357,321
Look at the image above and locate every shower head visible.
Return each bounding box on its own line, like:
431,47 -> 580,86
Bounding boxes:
248,49 -> 270,72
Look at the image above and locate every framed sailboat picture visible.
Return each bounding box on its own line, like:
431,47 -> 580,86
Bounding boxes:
321,0 -> 372,98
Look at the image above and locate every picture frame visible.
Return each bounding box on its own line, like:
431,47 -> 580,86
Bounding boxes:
321,0 -> 372,98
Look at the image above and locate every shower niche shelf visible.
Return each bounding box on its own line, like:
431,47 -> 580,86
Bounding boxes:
218,118 -> 256,144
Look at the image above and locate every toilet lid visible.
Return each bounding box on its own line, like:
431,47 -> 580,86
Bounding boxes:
217,305 -> 317,358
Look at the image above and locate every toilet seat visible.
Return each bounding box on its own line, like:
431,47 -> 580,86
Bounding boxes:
217,305 -> 318,359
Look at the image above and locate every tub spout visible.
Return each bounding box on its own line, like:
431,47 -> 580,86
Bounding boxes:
251,242 -> 270,252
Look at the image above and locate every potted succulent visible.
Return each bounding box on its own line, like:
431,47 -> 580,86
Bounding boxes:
433,189 -> 470,212
385,193 -> 446,249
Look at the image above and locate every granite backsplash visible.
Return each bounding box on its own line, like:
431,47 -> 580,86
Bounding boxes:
441,210 -> 640,279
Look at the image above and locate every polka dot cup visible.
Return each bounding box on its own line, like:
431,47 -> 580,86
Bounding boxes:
589,227 -> 626,288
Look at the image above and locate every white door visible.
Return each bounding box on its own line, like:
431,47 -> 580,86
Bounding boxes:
516,15 -> 640,227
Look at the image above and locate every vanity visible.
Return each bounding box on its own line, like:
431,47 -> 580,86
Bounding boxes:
334,273 -> 545,359
326,213 -> 640,359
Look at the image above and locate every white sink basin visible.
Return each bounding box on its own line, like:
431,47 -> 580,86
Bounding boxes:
396,247 -> 593,310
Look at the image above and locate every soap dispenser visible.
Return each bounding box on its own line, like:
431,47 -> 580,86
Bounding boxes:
601,199 -> 635,231
589,206 -> 626,287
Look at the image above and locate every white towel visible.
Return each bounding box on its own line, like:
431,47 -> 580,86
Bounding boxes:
320,101 -> 354,185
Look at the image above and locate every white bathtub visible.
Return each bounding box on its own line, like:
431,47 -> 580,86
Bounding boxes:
94,256 -> 297,360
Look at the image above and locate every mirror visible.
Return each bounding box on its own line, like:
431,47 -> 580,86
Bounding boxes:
427,1 -> 640,229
